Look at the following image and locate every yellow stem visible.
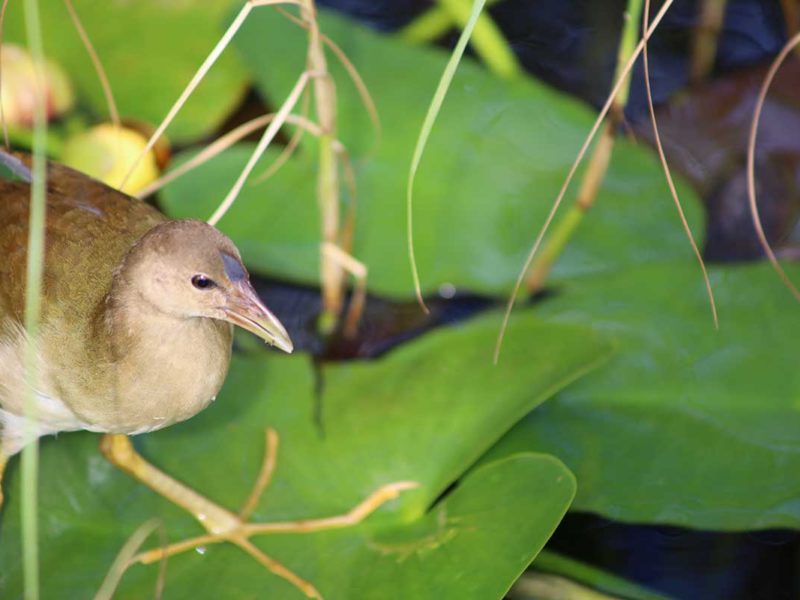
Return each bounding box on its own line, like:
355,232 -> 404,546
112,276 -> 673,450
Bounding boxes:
689,0 -> 727,84
437,0 -> 521,79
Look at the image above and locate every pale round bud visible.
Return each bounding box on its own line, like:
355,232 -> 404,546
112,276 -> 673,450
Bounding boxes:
61,123 -> 160,194
0,44 -> 75,127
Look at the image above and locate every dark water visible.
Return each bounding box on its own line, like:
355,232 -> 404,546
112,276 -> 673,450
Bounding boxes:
548,513 -> 800,600
251,276 -> 498,360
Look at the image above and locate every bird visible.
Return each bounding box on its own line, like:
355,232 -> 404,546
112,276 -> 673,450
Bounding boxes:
0,149 -> 293,507
0,151 -> 417,599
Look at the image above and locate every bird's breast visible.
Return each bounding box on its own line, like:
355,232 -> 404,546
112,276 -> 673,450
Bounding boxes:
54,315 -> 234,435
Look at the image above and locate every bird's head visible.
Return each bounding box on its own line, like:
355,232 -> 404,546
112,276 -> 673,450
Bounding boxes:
119,220 -> 293,353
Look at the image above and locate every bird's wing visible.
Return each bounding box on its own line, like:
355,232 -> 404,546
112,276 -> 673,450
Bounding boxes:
0,159 -> 167,326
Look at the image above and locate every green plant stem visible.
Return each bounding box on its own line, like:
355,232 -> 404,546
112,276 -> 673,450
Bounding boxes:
407,0 -> 487,310
615,0 -> 643,109
508,571 -> 623,600
22,0 -> 47,597
532,551 -> 674,600
300,0 -> 343,332
398,5 -> 454,43
524,0 -> 643,294
317,133 -> 342,332
524,204 -> 586,290
437,0 -> 521,79
399,0 -> 521,79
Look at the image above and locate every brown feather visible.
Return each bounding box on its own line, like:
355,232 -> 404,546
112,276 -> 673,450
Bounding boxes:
0,155 -> 241,455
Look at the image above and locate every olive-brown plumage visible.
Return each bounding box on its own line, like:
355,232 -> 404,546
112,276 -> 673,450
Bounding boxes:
0,154 -> 292,459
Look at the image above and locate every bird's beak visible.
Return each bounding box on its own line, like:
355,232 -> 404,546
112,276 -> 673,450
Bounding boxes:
222,282 -> 293,353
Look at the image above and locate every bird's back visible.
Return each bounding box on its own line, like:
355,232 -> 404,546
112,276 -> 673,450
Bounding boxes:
0,160 -> 166,327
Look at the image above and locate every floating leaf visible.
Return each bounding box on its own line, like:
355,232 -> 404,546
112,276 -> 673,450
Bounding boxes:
483,263 -> 800,530
0,310 -> 611,597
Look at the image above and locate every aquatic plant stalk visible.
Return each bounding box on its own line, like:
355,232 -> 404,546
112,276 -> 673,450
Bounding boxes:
495,0 -> 679,363
21,0 -> 47,596
298,0 -> 346,329
399,0 -> 519,79
399,0 -> 500,45
523,0 -> 643,294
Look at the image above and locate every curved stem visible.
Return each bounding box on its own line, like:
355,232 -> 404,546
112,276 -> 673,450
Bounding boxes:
746,31 -> 800,301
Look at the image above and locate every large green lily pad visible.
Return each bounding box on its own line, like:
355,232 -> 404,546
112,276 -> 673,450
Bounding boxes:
0,310 -> 611,598
2,0 -> 246,140
484,262 -> 800,531
160,8 -> 703,297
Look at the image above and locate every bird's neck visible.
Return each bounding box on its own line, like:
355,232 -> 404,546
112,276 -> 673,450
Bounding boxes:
99,280 -> 231,369
98,279 -> 170,362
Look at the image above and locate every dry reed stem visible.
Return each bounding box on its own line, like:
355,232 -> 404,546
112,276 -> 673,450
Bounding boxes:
494,0 -> 676,363
136,110 -> 341,199
207,69 -> 317,226
746,31 -> 800,301
522,0 -> 640,295
644,0 -> 718,327
322,242 -> 367,337
297,0 -> 348,322
277,6 -> 382,154
252,86 -> 311,184
120,0 -> 301,191
63,0 -> 119,127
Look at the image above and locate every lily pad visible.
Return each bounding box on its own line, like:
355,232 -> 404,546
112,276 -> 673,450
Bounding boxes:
2,0 -> 247,140
0,310 -> 611,598
483,262 -> 800,531
160,8 -> 703,297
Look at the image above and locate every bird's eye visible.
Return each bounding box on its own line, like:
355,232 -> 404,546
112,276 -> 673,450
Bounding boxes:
191,275 -> 215,290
